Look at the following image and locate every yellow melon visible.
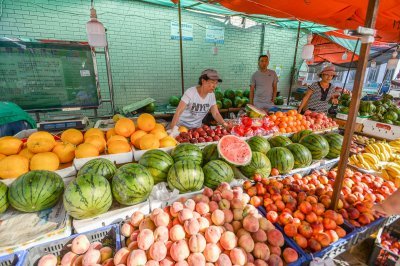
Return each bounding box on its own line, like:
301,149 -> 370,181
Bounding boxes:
75,143 -> 100,159
137,113 -> 156,132
0,155 -> 29,179
0,136 -> 23,155
160,136 -> 178,148
61,128 -> 84,145
130,130 -> 147,148
107,135 -> 128,145
27,138 -> 56,153
30,152 -> 60,171
115,118 -> 135,137
18,148 -> 35,160
107,140 -> 132,154
150,129 -> 168,140
52,142 -> 76,163
85,135 -> 107,153
154,123 -> 166,131
106,128 -> 117,140
84,128 -> 105,140
139,134 -> 160,150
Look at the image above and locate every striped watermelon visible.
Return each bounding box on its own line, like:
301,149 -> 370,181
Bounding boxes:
112,164 -> 154,205
323,133 -> 343,159
267,147 -> 294,174
64,173 -> 112,219
139,149 -> 174,184
286,143 -> 312,168
0,182 -> 8,213
240,152 -> 271,178
202,144 -> 219,164
77,158 -> 117,180
9,171 -> 64,212
247,136 -> 271,154
203,160 -> 234,189
269,136 -> 292,147
168,160 -> 204,193
291,130 -> 313,143
300,134 -> 330,160
171,143 -> 203,165
217,135 -> 252,166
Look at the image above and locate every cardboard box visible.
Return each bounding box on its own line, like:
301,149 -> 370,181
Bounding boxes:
362,119 -> 400,140
73,149 -> 134,170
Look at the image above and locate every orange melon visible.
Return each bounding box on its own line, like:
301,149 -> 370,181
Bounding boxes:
85,135 -> 106,153
179,126 -> 188,133
18,148 -> 35,160
150,129 -> 168,140
28,131 -> 55,142
30,152 -> 60,171
160,136 -> 178,148
61,128 -> 84,145
0,136 -> 23,155
137,113 -> 156,132
75,143 -> 100,159
0,155 -> 29,179
27,138 -> 56,154
84,128 -> 105,140
130,130 -> 147,148
139,134 -> 160,150
115,118 -> 135,137
107,135 -> 128,145
52,142 -> 76,163
154,123 -> 166,131
107,140 -> 132,154
106,128 -> 117,140
0,154 -> 6,161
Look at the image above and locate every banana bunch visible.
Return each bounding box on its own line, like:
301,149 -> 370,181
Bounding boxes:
353,135 -> 376,145
364,142 -> 392,161
349,153 -> 381,171
389,139 -> 400,153
382,163 -> 400,186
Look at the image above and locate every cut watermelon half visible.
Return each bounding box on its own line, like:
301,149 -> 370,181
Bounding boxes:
245,104 -> 267,118
217,135 -> 252,166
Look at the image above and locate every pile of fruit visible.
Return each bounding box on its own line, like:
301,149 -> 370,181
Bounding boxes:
376,229 -> 400,265
117,182 -> 300,265
269,110 -> 310,134
352,135 -> 376,145
350,140 -> 364,154
175,125 -> 230,144
230,116 -> 277,137
303,111 -> 338,131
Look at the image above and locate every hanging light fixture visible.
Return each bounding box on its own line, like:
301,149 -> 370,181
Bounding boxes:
342,50 -> 348,60
387,51 -> 399,70
86,0 -> 107,47
301,34 -> 314,60
370,60 -> 377,68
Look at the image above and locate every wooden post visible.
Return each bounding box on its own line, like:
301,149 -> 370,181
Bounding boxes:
178,0 -> 185,95
330,0 -> 380,210
287,21 -> 301,105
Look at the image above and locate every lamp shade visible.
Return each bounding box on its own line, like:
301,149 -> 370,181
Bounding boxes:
387,51 -> 399,70
301,44 -> 314,60
86,18 -> 107,47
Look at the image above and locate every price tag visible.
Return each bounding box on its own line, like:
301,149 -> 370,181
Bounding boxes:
80,70 -> 91,77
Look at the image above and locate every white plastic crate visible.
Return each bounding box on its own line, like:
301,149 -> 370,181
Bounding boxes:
362,119 -> 400,140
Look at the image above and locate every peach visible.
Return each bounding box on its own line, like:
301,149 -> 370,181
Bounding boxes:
298,223 -> 313,239
293,234 -> 308,249
315,232 -> 331,247
146,260 -> 159,266
189,233 -> 206,253
150,208 -> 163,221
127,249 -> 147,266
169,224 -> 185,241
179,208 -> 194,223
209,201 -> 219,212
267,229 -> 284,247
236,228 -> 250,238
198,217 -> 210,232
232,221 -> 242,233
38,254 -> 57,266
308,238 -> 322,252
233,208 -> 244,221
254,259 -> 268,266
71,235 -> 90,255
278,212 -> 294,226
171,202 -> 184,217
61,252 -> 78,266
212,191 -> 222,202
223,209 -> 234,224
259,217 -> 275,232
283,223 -> 297,238
188,253 -> 206,266
72,255 -> 83,266
82,249 -> 101,265
154,212 -> 170,227
192,212 -> 201,220
282,248 -> 298,263
101,258 -> 115,266
220,231 -> 237,251
193,194 -> 210,203
159,257 -> 174,266
242,193 -> 250,205
205,226 -> 222,243
311,222 -> 324,235
219,199 -> 231,210
127,241 -> 138,251
247,252 -> 254,263
204,243 -> 221,263
121,223 -> 135,237
202,213 -> 212,224
224,223 -> 234,232
139,217 -> 156,231
149,241 -> 167,261
172,217 -> 180,226
130,230 -> 140,241
170,240 -> 190,262
246,263 -> 256,266
253,242 -> 270,260
221,189 -> 234,201
299,201 -> 312,214
137,229 -> 155,250
266,211 -> 278,223
215,253 -> 232,266
322,218 -> 337,230
113,247 -> 130,265
203,187 -> 214,197
100,247 -> 113,262
89,242 -> 103,250
184,199 -> 196,211
211,209 -> 225,226
326,230 -> 339,243
238,234 -> 255,253
305,212 -> 318,224
217,182 -> 231,191
243,215 -> 259,233
131,211 -> 145,227
229,247 -> 247,265
231,198 -> 245,209
251,230 -> 267,242
268,245 -> 281,256
335,227 -> 346,238
154,226 -> 169,243
267,254 -> 283,266
184,218 -> 200,235
175,261 -> 189,266
195,202 -> 210,215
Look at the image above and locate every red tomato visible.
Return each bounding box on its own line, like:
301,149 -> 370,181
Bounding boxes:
241,116 -> 253,127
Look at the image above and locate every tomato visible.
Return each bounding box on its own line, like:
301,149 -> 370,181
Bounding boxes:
232,125 -> 245,137
241,116 -> 253,127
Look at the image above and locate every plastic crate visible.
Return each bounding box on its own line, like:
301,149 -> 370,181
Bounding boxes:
0,251 -> 26,266
352,217 -> 388,246
368,224 -> 400,266
386,215 -> 400,227
23,224 -> 121,266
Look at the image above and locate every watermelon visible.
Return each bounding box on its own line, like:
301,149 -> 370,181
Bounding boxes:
139,149 -> 174,184
216,100 -> 222,109
77,158 -> 117,180
215,91 -> 224,101
235,90 -> 243,97
291,130 -> 313,143
64,173 -> 112,219
324,133 -> 343,159
168,160 -> 204,193
384,111 -> 398,121
224,89 -> 236,100
202,144 -> 219,164
0,182 -> 8,213
171,143 -> 203,165
274,97 -> 284,105
267,147 -> 295,174
247,136 -> 271,154
169,96 -> 180,107
376,106 -> 386,114
246,104 -> 266,118
112,164 -> 154,205
240,152 -> 271,178
286,143 -> 312,168
243,89 -> 250,98
234,96 -> 245,108
300,134 -> 330,160
242,97 -> 249,105
359,101 -> 375,114
144,102 -> 155,113
218,135 -> 252,166
222,98 -> 233,109
203,160 -> 234,189
269,136 -> 292,147
9,171 -> 64,212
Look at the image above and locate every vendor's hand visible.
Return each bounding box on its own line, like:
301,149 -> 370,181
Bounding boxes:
222,121 -> 232,130
332,99 -> 339,105
372,204 -> 389,218
167,126 -> 180,138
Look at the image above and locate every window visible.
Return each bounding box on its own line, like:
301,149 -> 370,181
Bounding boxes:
348,70 -> 356,81
367,68 -> 378,83
385,69 -> 396,81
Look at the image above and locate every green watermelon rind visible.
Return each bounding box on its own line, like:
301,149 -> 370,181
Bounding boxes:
202,144 -> 219,164
9,170 -> 64,213
300,134 -> 330,160
203,160 -> 234,189
247,136 -> 271,154
291,130 -> 313,143
77,158 -> 117,181
0,182 -> 8,213
269,136 -> 293,147
267,147 -> 294,174
64,173 -> 112,219
168,160 -> 204,193
245,104 -> 266,118
112,163 -> 154,206
286,143 -> 312,169
323,133 -> 343,159
240,152 -> 271,178
171,143 -> 203,165
139,149 -> 174,184
217,135 -> 252,166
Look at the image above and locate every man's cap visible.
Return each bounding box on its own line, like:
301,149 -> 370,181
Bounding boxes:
201,69 -> 222,82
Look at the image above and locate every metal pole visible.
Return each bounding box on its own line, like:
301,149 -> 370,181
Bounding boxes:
341,39 -> 360,93
260,23 -> 265,55
287,21 -> 301,105
330,0 -> 380,210
104,43 -> 116,115
178,0 -> 185,95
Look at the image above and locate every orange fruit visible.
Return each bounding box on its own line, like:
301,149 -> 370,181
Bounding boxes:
27,137 -> 56,154
84,128 -> 105,140
150,129 -> 168,140
28,131 -> 55,142
0,136 -> 23,155
178,126 -> 188,133
75,143 -> 99,159
0,155 -> 29,179
30,152 -> 60,171
275,111 -> 283,117
107,140 -> 131,154
18,148 -> 35,160
130,130 -> 147,148
107,135 -> 128,145
0,154 -> 6,161
139,134 -> 160,150
137,113 -> 156,132
115,118 -> 135,137
61,129 -> 84,145
106,128 -> 117,140
160,136 -> 178,148
85,135 -> 106,153
52,142 -> 76,163
154,123 -> 166,132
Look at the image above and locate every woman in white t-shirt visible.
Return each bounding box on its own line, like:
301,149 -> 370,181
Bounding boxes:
169,69 -> 228,130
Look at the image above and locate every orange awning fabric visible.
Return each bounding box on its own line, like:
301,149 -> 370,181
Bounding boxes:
216,0 -> 400,43
311,35 -> 359,64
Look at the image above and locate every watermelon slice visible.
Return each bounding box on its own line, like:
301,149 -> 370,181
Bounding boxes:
245,104 -> 267,118
218,135 -> 252,166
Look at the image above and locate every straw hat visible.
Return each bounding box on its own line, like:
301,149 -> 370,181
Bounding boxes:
319,65 -> 337,77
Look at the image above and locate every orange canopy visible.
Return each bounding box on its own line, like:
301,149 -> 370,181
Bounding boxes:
311,35 -> 359,64
216,0 -> 400,43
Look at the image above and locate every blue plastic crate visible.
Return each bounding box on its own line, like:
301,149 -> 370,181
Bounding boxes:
22,224 -> 121,265
352,217 -> 387,246
0,251 -> 26,266
368,223 -> 400,266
